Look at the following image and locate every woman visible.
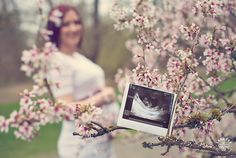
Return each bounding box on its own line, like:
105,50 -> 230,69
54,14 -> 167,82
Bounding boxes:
46,4 -> 118,158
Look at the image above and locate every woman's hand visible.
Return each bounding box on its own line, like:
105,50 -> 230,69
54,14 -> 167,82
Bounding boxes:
74,86 -> 116,107
101,86 -> 116,104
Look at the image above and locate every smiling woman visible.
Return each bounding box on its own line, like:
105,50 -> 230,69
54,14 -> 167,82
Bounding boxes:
47,5 -> 84,50
46,4 -> 118,158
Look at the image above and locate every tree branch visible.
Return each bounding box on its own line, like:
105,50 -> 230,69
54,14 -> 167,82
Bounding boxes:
174,103 -> 236,129
143,136 -> 236,157
226,136 -> 236,143
73,121 -> 129,138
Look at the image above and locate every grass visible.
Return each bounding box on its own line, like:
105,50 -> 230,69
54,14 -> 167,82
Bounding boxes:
0,103 -> 61,158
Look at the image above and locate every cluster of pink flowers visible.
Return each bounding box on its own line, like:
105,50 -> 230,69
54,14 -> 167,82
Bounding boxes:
180,23 -> 200,41
198,33 -> 213,47
0,88 -> 72,141
202,48 -> 232,74
0,87 -> 103,141
111,0 -> 236,156
0,40 -> 103,141
21,42 -> 60,95
74,104 -> 102,137
192,0 -> 226,17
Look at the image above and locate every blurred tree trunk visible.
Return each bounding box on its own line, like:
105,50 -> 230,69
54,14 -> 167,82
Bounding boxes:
35,0 -> 53,46
90,0 -> 100,63
0,0 -> 29,86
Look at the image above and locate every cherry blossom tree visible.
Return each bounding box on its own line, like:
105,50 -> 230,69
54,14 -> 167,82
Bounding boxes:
82,0 -> 236,157
0,0 -> 236,157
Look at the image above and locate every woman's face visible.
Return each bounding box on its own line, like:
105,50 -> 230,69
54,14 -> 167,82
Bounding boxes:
59,10 -> 83,49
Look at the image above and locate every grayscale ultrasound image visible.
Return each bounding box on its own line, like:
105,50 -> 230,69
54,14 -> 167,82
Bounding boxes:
123,84 -> 175,128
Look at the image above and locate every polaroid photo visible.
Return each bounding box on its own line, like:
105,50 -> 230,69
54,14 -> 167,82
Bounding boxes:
117,83 -> 177,137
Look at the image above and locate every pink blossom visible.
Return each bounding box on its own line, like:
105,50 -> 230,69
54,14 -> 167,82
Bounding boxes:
202,48 -> 232,75
206,76 -> 222,86
49,9 -> 63,27
40,29 -> 53,41
131,13 -> 151,28
0,116 -> 9,133
199,33 -> 213,47
21,42 -> 59,96
192,0 -> 226,17
167,57 -> 183,76
180,23 -> 200,40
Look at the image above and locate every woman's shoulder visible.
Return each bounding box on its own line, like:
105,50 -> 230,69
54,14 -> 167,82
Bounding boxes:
51,52 -> 77,66
49,52 -> 78,74
51,51 -> 68,62
73,53 -> 91,61
73,53 -> 98,66
74,52 -> 104,73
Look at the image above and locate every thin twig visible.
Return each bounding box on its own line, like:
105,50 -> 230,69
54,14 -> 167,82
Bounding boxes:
44,78 -> 55,105
161,145 -> 171,156
169,68 -> 188,135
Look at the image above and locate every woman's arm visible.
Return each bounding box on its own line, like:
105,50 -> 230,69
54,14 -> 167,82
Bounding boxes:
56,86 -> 116,107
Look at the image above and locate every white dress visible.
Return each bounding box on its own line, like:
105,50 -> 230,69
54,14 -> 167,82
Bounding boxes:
48,52 -> 118,158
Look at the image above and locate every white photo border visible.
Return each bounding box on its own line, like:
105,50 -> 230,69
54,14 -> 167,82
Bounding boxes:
117,83 -> 177,137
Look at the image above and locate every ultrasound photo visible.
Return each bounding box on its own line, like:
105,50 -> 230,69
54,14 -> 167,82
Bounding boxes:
117,83 -> 177,136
